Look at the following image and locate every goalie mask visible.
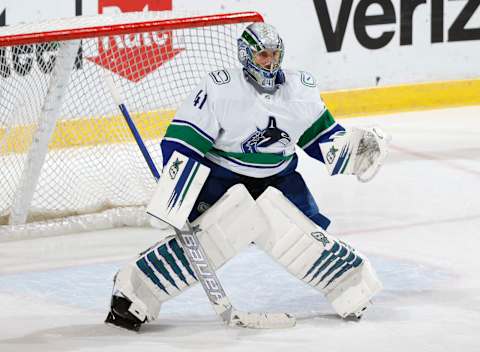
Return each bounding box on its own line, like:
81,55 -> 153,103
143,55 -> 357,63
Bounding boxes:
238,23 -> 285,93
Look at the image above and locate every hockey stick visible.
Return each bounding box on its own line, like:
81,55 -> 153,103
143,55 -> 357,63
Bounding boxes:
104,73 -> 295,329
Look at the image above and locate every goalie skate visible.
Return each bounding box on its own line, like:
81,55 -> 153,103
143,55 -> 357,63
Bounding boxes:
105,294 -> 145,332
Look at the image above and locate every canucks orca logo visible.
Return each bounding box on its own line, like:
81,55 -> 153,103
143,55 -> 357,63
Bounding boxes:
242,116 -> 291,153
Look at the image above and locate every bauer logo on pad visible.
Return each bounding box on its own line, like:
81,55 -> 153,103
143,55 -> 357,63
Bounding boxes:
147,151 -> 210,229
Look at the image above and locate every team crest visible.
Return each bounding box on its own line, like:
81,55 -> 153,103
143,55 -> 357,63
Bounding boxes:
209,70 -> 231,85
300,71 -> 316,87
241,116 -> 291,154
168,158 -> 183,179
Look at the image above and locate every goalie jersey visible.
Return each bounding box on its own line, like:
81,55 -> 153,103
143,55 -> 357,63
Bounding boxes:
161,68 -> 344,178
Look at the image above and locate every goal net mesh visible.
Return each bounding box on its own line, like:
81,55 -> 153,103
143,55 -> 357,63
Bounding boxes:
0,11 -> 261,237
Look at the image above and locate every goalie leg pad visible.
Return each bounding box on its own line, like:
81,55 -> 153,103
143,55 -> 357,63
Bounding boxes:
192,184 -> 269,267
256,187 -> 382,318
112,236 -> 189,323
324,258 -> 382,318
112,184 -> 268,322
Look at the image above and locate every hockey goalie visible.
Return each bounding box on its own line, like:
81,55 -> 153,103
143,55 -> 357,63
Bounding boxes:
105,22 -> 389,331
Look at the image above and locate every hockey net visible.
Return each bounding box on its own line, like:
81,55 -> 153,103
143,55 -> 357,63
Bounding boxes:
0,11 -> 263,239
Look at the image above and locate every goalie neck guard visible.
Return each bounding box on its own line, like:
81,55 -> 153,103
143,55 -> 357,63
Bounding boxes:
238,23 -> 285,94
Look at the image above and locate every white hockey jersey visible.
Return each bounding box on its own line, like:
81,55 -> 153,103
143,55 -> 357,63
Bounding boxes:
161,68 -> 341,178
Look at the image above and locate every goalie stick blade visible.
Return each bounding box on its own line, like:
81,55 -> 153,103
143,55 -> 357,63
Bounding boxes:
228,311 -> 296,329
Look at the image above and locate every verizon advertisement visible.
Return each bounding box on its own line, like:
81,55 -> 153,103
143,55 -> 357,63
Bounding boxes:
1,0 -> 479,90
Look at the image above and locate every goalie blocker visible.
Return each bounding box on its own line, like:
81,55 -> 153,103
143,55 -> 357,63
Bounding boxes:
109,185 -> 381,328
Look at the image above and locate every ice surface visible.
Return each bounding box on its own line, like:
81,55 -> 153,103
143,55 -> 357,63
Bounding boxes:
0,106 -> 479,351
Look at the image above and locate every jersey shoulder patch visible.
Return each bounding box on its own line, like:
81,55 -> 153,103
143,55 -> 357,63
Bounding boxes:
208,69 -> 231,85
300,71 -> 317,88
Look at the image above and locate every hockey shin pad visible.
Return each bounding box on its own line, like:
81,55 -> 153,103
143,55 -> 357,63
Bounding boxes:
255,187 -> 382,318
110,184 -> 268,324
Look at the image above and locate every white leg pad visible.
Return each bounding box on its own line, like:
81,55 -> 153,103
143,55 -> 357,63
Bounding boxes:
256,187 -> 382,318
325,258 -> 382,317
114,263 -> 164,322
194,184 -> 269,268
113,184 -> 268,321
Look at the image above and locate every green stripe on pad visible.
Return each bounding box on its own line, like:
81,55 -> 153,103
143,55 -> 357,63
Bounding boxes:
169,239 -> 197,280
157,245 -> 189,286
180,162 -> 200,205
136,257 -> 169,294
146,251 -> 179,289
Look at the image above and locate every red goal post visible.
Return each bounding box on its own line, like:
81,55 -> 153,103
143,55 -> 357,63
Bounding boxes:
0,12 -> 263,46
0,11 -> 263,239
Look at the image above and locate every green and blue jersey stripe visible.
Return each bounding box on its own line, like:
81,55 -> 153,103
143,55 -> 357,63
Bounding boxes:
297,109 -> 338,148
298,109 -> 344,163
162,110 -> 341,170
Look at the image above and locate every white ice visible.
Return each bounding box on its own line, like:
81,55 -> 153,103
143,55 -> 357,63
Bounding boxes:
0,106 -> 479,352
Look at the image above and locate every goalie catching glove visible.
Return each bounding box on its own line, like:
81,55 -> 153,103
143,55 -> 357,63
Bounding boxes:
320,127 -> 389,182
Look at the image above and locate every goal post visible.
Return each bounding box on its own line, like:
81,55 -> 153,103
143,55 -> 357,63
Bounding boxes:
0,11 -> 263,239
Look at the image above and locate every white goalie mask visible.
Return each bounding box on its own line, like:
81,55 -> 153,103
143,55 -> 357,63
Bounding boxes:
238,23 -> 285,93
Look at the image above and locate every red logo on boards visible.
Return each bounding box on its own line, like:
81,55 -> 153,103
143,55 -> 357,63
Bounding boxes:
87,0 -> 183,82
97,0 -> 172,13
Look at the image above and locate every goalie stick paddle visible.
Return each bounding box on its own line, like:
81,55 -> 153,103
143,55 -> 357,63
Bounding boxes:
104,73 -> 296,329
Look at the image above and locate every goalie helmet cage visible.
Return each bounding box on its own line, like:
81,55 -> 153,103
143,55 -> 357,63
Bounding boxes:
0,11 -> 263,239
